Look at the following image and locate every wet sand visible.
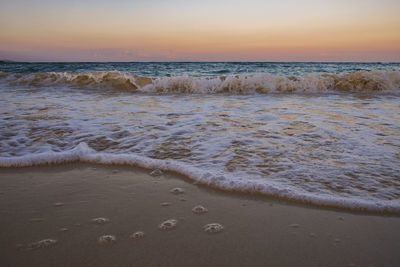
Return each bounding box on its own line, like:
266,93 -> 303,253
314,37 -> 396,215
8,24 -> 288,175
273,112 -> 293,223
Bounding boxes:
0,164 -> 399,267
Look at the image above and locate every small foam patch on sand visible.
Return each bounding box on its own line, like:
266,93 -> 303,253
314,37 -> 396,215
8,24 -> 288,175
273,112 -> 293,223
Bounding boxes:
150,169 -> 163,176
98,235 -> 116,245
131,231 -> 145,239
159,219 -> 178,231
170,188 -> 184,194
192,205 -> 208,214
91,217 -> 110,224
203,223 -> 224,234
26,239 -> 57,250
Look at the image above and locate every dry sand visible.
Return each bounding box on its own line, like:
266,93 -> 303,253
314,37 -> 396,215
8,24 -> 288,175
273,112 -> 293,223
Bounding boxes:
0,163 -> 399,267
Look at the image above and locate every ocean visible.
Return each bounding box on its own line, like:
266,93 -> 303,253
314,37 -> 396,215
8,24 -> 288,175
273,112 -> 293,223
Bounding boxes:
0,62 -> 399,213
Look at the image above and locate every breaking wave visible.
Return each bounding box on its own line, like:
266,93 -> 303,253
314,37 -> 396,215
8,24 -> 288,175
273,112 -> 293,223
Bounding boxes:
1,70 -> 400,94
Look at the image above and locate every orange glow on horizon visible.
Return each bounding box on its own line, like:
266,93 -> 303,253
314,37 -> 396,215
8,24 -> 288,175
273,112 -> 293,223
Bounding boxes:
1,0 -> 399,61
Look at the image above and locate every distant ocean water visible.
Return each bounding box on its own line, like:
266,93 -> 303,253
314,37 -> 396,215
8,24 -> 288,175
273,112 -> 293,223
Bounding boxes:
1,62 -> 399,213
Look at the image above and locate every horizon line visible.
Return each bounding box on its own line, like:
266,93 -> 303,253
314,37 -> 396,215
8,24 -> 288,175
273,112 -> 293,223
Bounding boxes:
2,60 -> 400,64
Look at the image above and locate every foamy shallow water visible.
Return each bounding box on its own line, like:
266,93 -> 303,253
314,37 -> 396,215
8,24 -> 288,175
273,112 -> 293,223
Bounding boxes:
1,62 -> 400,213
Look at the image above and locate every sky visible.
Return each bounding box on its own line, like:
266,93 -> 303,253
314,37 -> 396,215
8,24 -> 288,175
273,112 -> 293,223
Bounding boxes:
0,0 -> 399,62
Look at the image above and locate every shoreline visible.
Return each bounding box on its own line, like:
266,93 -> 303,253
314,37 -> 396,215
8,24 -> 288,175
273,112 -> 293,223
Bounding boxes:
1,163 -> 399,266
2,149 -> 398,215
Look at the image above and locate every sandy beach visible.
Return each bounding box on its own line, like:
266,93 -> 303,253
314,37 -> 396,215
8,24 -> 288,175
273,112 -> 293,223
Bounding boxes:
0,164 -> 399,267
2,0 -> 400,264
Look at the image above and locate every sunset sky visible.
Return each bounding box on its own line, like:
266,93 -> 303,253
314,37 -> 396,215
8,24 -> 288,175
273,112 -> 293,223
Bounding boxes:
1,0 -> 399,62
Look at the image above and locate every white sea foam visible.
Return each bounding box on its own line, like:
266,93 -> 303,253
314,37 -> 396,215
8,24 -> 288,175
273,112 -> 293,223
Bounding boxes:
26,239 -> 57,250
159,219 -> 178,230
1,142 -> 399,213
131,231 -> 145,239
2,64 -> 399,214
91,217 -> 110,224
203,223 -> 224,234
192,205 -> 208,214
97,235 -> 116,245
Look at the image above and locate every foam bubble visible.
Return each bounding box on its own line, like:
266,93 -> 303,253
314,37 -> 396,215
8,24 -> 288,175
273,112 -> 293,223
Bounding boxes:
192,205 -> 208,214
203,223 -> 224,234
150,169 -> 163,176
131,231 -> 145,239
27,239 -> 57,250
170,188 -> 185,194
91,217 -> 110,224
98,235 -> 116,245
159,219 -> 178,231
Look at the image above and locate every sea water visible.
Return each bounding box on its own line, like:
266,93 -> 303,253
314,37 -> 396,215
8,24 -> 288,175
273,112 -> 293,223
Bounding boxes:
0,62 -> 399,212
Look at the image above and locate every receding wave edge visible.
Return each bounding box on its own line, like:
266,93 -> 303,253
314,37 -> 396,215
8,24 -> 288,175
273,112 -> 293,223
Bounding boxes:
1,143 -> 399,214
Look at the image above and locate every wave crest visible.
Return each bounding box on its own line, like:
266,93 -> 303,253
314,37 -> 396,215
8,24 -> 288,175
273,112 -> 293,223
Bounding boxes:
1,70 -> 399,93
